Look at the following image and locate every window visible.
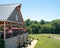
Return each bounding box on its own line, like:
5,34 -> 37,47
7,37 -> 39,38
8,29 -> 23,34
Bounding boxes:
15,15 -> 18,21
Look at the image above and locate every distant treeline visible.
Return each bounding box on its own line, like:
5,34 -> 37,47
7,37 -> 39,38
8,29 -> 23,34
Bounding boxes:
25,19 -> 60,34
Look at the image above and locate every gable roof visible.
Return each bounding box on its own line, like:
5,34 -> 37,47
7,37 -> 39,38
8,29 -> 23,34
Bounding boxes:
0,3 -> 20,21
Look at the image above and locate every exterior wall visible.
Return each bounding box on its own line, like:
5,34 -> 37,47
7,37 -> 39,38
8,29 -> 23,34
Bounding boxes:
20,33 -> 28,47
5,36 -> 18,48
23,33 -> 28,42
5,33 -> 28,48
20,35 -> 24,47
7,6 -> 23,23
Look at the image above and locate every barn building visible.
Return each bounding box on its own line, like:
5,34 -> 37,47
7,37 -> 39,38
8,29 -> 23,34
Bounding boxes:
0,3 -> 28,48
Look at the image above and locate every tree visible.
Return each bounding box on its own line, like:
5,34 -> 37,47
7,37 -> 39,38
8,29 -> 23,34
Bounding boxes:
40,20 -> 45,25
33,20 -> 39,24
25,19 -> 60,34
41,24 -> 52,33
52,20 -> 60,34
26,26 -> 32,34
25,19 -> 32,26
30,23 -> 41,34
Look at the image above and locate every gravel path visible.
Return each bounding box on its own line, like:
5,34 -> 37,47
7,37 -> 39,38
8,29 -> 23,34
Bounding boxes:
54,37 -> 60,40
26,40 -> 38,48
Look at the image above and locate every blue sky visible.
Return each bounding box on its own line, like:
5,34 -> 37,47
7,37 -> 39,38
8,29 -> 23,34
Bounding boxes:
0,0 -> 60,21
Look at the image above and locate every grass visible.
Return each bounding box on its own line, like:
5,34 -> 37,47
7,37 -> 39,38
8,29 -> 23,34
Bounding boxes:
29,34 -> 60,48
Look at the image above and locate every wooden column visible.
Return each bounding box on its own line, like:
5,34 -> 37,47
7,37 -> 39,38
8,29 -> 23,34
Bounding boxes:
4,21 -> 6,41
11,22 -> 12,28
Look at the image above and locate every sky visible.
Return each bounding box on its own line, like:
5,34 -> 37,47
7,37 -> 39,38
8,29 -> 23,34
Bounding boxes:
0,0 -> 60,21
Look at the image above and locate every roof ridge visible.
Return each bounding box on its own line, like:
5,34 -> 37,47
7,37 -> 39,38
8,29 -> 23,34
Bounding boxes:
0,3 -> 20,6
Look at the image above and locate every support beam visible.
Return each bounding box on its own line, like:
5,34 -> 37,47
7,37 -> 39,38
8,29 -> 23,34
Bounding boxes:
4,21 -> 6,41
11,22 -> 12,28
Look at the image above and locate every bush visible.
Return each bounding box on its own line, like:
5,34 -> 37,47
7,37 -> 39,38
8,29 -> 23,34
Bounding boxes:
0,40 -> 5,48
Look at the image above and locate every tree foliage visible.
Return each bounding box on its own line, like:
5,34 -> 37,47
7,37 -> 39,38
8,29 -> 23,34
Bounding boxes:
52,20 -> 60,34
30,23 -> 41,34
25,19 -> 32,26
40,20 -> 45,25
25,19 -> 60,34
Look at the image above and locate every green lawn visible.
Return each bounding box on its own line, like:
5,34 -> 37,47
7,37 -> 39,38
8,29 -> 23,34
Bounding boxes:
29,34 -> 60,48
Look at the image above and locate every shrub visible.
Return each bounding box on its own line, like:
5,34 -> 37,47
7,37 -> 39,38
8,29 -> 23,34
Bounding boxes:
0,40 -> 5,48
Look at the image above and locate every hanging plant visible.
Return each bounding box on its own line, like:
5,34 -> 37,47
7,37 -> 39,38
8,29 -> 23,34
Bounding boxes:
0,27 -> 3,31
